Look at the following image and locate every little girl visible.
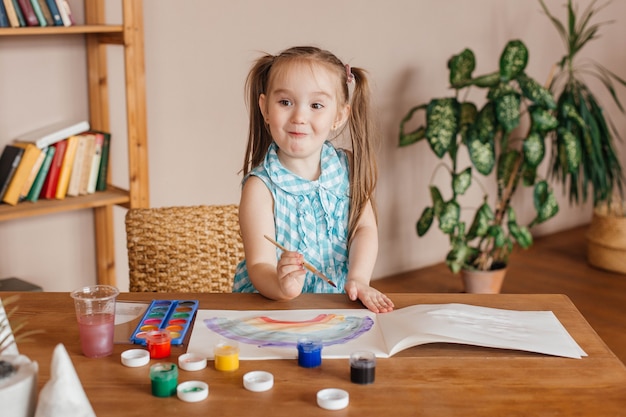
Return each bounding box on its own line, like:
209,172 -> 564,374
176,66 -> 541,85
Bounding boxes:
233,46 -> 394,313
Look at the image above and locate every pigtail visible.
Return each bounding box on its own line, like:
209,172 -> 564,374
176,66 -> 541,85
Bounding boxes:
346,67 -> 379,244
243,54 -> 275,177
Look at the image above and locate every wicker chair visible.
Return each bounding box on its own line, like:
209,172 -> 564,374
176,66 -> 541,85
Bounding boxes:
125,204 -> 244,293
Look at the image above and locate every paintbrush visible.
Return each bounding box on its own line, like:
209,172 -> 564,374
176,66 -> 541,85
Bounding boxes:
263,235 -> 338,288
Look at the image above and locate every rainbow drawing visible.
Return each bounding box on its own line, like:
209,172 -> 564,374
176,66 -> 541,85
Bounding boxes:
203,313 -> 374,348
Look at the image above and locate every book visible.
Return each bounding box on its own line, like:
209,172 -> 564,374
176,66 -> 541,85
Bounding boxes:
39,139 -> 66,199
42,0 -> 61,25
34,0 -> 52,25
188,303 -> 587,360
28,0 -> 47,26
85,132 -> 104,194
19,146 -> 47,199
65,134 -> 90,197
25,145 -> 55,202
95,131 -> 111,191
2,142 -> 42,205
78,133 -> 96,195
14,120 -> 89,150
16,0 -> 38,26
3,0 -> 19,27
54,134 -> 79,199
10,0 -> 24,26
0,145 -> 24,200
0,1 -> 9,27
54,0 -> 69,26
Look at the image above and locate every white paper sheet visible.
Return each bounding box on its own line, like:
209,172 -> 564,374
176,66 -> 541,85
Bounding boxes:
186,303 -> 587,360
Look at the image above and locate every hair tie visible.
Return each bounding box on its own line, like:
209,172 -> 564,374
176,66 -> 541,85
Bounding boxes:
345,64 -> 355,84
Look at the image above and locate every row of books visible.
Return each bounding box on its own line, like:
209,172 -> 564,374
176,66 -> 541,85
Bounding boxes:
0,0 -> 74,28
0,121 -> 111,206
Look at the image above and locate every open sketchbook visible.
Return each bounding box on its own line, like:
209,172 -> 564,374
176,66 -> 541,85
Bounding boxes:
187,303 -> 587,360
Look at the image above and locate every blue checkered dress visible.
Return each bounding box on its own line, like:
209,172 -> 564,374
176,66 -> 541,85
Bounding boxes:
233,141 -> 350,294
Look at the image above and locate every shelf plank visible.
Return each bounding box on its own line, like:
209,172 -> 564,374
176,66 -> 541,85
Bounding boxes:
0,25 -> 123,36
0,187 -> 130,221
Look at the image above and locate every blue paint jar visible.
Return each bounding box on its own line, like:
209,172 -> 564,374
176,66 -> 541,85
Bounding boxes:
297,337 -> 323,368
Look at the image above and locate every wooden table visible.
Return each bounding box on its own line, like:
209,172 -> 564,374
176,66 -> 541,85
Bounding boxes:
6,292 -> 626,416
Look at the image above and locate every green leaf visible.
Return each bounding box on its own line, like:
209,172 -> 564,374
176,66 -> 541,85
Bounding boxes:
399,104 -> 427,147
499,40 -> 528,81
429,186 -> 445,216
495,93 -> 521,133
448,49 -> 475,88
517,72 -> 556,109
557,127 -> 582,174
459,102 -> 478,133
522,162 -> 538,186
507,207 -> 533,249
487,225 -> 506,248
416,207 -> 434,237
438,200 -> 460,234
445,244 -> 470,274
425,98 -> 460,158
466,202 -> 494,240
497,150 -> 521,193
470,72 -> 500,88
523,131 -> 545,168
452,167 -> 472,196
466,137 -> 495,176
531,180 -> 559,225
529,105 -> 558,132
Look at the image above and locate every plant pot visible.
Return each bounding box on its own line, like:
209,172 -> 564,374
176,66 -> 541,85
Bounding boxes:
586,202 -> 626,275
461,267 -> 507,294
0,355 -> 38,417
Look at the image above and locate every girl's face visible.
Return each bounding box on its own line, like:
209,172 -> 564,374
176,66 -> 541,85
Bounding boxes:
259,61 -> 348,167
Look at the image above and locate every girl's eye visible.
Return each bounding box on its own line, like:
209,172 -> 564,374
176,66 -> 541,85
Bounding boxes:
311,103 -> 324,110
278,99 -> 292,106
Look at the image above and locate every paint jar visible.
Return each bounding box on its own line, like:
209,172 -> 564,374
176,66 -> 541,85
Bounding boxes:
350,351 -> 376,384
150,363 -> 178,397
297,337 -> 323,368
146,330 -> 171,359
214,340 -> 239,371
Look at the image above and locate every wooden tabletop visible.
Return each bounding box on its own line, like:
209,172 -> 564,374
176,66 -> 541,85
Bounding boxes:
6,292 -> 626,416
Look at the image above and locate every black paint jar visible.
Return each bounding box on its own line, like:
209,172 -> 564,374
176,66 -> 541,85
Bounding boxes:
350,351 -> 376,384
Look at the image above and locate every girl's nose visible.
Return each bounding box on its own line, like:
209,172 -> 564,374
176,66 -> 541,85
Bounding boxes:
291,105 -> 307,124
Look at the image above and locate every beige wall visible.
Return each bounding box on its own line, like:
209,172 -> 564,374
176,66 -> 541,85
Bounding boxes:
1,0 -> 625,292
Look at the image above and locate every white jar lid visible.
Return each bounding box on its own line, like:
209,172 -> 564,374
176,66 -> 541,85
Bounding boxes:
317,388 -> 349,410
121,349 -> 150,368
178,353 -> 207,371
243,371 -> 274,392
177,381 -> 209,402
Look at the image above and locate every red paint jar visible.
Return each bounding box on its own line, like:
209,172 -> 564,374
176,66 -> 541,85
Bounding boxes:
147,330 -> 171,359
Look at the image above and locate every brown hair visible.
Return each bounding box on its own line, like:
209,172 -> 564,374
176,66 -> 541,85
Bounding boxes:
243,46 -> 378,244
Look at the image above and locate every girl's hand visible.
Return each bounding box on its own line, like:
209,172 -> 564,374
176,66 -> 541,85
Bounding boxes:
345,280 -> 394,313
276,251 -> 306,298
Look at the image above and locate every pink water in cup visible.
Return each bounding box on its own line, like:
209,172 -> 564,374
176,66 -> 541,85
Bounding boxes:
70,285 -> 119,358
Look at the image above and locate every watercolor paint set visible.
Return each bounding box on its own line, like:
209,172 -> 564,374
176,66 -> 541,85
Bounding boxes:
130,300 -> 199,346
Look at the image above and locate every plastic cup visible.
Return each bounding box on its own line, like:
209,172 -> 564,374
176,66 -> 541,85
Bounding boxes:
70,285 -> 119,358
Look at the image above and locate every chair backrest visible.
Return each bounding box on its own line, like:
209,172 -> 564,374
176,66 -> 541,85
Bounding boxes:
125,204 -> 244,293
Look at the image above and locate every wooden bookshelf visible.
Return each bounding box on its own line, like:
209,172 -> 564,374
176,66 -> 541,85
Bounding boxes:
0,0 -> 149,286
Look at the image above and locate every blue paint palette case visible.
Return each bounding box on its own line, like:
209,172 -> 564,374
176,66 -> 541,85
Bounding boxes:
130,300 -> 199,346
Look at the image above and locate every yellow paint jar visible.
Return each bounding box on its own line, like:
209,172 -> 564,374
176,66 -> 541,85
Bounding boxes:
214,341 -> 239,371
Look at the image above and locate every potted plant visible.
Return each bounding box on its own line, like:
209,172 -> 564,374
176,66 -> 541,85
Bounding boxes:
399,39 -> 562,293
0,295 -> 41,417
539,0 -> 626,274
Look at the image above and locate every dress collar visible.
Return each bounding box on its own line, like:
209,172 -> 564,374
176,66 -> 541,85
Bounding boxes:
263,141 -> 349,197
